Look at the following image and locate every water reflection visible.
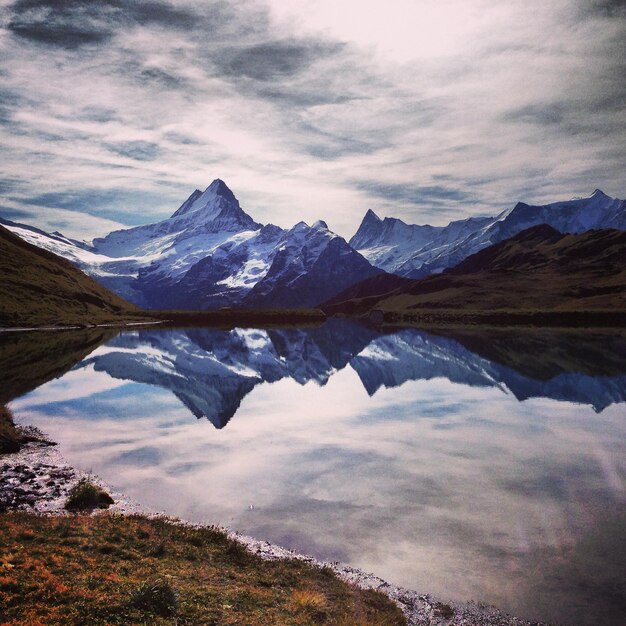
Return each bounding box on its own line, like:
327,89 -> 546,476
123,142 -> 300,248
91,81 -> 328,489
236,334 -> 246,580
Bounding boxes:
5,321 -> 626,626
6,321 -> 624,426
0,327 -> 115,405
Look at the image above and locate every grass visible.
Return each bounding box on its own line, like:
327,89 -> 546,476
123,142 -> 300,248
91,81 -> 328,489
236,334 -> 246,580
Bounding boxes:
381,308 -> 626,328
0,224 -> 146,329
0,405 -> 22,453
0,513 -> 407,625
65,479 -> 114,512
129,578 -> 179,617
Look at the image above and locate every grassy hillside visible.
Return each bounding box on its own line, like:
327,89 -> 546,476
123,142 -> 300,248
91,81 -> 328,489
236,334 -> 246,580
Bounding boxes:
325,225 -> 626,324
322,272 -> 414,314
0,224 -> 145,327
0,513 -> 405,625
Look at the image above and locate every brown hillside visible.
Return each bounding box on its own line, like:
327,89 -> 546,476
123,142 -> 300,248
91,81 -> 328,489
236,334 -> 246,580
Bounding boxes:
0,224 -> 143,327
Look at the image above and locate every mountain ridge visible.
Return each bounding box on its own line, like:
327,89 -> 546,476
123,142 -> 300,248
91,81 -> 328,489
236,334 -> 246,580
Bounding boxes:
325,224 -> 626,317
3,183 -> 625,314
0,223 -> 142,327
351,189 -> 626,278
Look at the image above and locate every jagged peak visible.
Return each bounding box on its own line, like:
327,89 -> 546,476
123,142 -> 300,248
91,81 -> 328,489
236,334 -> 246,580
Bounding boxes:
204,178 -> 236,202
260,223 -> 282,235
591,188 -> 607,198
363,208 -> 381,223
170,179 -> 242,220
312,219 -> 328,230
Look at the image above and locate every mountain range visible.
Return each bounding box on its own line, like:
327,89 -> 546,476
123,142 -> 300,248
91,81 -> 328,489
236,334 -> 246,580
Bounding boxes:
350,188 -> 626,278
1,180 -> 382,310
325,224 -> 626,316
1,181 -> 624,313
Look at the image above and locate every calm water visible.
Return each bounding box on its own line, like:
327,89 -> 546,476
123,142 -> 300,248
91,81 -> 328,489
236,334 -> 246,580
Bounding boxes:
3,322 -> 625,626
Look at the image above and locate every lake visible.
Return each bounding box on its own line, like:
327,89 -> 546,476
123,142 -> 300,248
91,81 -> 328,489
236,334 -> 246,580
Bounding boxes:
2,321 -> 625,626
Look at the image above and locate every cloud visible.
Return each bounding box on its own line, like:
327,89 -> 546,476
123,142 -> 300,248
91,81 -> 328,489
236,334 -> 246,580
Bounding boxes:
0,0 -> 624,239
502,104 -> 566,127
216,40 -> 344,82
8,0 -> 118,48
11,186 -> 183,226
105,140 -> 160,161
7,0 -> 201,48
355,181 -> 476,208
580,0 -> 626,18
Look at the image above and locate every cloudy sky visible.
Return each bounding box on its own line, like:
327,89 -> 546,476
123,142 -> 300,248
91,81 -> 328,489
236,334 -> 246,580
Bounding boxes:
0,0 -> 624,239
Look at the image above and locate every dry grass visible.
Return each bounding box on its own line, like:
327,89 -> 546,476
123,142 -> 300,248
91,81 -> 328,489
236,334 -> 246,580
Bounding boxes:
0,223 -> 143,328
0,513 -> 406,625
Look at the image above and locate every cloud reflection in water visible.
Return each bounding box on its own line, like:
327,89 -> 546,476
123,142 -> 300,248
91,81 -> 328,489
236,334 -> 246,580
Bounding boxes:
8,322 -> 626,626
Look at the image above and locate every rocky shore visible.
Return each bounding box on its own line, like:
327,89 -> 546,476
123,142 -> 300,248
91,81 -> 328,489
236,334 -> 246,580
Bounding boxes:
1,437 -> 550,626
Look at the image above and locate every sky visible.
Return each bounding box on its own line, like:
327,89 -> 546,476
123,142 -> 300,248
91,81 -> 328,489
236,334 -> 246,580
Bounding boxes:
0,0 -> 624,240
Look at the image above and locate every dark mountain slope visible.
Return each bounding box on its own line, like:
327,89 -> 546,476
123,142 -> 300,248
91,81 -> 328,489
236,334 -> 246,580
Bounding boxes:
321,271 -> 414,314
0,224 -> 142,327
325,225 -> 626,316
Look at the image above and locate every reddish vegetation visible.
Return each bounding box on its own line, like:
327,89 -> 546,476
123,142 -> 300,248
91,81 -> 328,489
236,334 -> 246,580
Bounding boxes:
0,513 -> 406,625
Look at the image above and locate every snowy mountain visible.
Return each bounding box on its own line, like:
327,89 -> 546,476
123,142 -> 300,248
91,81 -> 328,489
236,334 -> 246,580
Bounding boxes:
4,184 -> 623,309
2,179 -> 381,309
351,189 -> 626,277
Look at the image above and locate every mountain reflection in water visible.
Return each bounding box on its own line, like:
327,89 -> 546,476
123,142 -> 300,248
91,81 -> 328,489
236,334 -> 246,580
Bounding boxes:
15,321 -> 623,427
4,321 -> 626,626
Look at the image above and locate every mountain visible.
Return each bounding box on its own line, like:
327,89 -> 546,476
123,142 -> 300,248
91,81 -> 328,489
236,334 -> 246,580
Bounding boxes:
327,225 -> 626,315
172,219 -> 383,309
3,180 -> 380,310
5,184 -> 624,312
0,223 -> 142,327
351,189 -> 626,278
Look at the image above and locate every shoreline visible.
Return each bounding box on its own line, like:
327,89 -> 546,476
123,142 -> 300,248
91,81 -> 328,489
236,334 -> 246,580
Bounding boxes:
0,320 -> 165,333
1,433 -> 550,626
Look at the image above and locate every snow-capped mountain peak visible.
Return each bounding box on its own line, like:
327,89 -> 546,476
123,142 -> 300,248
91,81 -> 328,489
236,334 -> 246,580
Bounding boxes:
5,182 -> 623,312
351,189 -> 625,278
170,179 -> 239,219
363,208 -> 382,225
312,219 -> 329,230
